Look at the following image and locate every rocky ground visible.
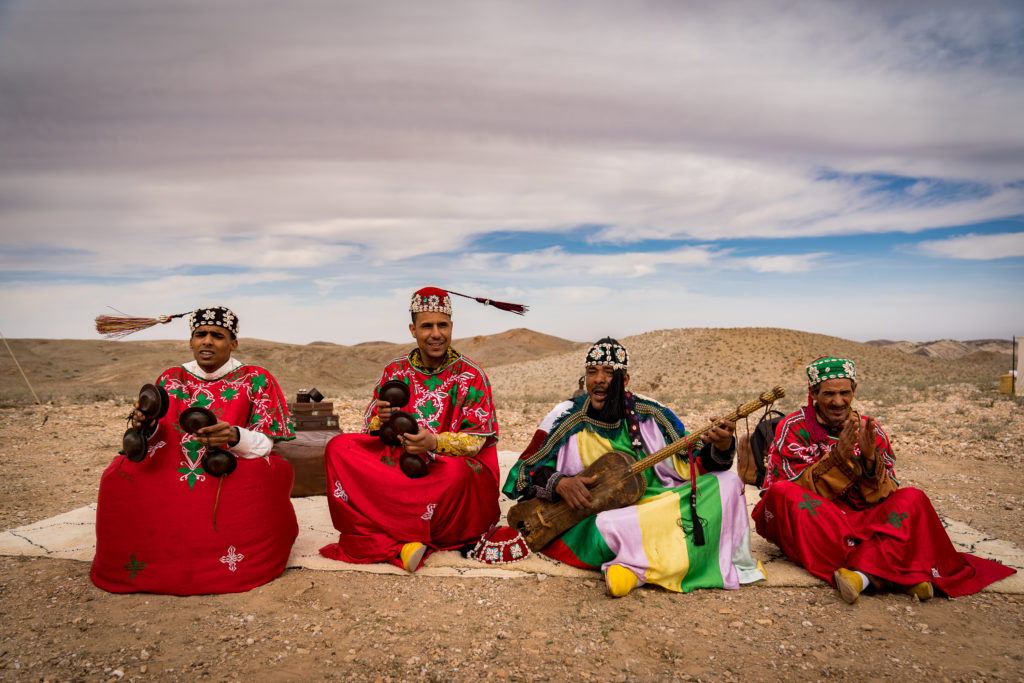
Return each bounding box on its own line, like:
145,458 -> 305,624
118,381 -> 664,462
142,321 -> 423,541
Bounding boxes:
1,329 -> 1022,681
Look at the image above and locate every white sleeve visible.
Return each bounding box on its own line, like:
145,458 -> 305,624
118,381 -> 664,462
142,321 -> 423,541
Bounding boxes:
227,427 -> 275,459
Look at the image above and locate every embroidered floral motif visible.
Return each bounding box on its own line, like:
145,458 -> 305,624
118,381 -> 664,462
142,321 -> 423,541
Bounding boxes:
421,503 -> 437,521
220,545 -> 245,572
798,493 -> 822,517
124,553 -> 146,580
886,511 -> 909,530
333,480 -> 349,502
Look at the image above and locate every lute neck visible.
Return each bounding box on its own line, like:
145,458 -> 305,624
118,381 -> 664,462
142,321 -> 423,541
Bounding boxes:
629,387 -> 785,475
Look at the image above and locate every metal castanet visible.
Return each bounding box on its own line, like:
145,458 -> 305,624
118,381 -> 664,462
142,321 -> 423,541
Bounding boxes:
507,386 -> 786,551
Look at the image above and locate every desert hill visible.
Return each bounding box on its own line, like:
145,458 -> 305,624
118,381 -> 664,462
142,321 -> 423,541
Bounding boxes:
0,327 -> 1009,409
0,328 -> 583,404
486,327 -> 1011,411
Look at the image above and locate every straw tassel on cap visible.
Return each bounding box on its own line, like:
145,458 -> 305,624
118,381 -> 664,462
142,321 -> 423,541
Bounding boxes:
95,312 -> 188,340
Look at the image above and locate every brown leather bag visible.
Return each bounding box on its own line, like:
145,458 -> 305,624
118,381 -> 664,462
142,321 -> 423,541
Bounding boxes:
736,410 -> 784,487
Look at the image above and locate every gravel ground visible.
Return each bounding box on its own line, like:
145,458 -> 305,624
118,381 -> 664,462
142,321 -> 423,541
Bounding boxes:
1,328 -> 1022,682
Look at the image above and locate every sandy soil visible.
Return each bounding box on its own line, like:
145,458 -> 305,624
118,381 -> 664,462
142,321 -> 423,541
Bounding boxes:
1,328 -> 1022,682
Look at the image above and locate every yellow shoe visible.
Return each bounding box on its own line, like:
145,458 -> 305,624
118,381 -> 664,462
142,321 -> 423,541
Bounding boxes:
605,564 -> 639,598
399,542 -> 426,573
903,581 -> 934,602
833,568 -> 865,604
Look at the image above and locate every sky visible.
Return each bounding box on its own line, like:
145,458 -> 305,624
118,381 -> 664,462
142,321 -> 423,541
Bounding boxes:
1,0 -> 1022,347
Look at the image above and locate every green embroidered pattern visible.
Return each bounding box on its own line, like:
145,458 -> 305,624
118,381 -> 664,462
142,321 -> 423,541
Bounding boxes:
169,387 -> 190,401
251,374 -> 268,391
191,393 -> 213,408
886,512 -> 909,530
220,386 -> 239,401
798,493 -> 822,517
124,553 -> 146,580
423,375 -> 443,391
418,402 -> 439,420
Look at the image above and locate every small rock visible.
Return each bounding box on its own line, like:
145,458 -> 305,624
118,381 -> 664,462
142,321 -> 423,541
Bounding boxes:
860,624 -> 874,631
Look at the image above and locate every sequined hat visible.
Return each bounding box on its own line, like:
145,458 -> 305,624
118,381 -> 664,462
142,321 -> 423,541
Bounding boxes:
806,357 -> 855,385
188,306 -> 239,337
409,287 -> 530,316
409,287 -> 453,316
585,338 -> 629,371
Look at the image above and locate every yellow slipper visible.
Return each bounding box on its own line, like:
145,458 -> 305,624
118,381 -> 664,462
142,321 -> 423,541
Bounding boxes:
399,542 -> 426,573
833,567 -> 865,604
903,581 -> 934,602
605,564 -> 639,598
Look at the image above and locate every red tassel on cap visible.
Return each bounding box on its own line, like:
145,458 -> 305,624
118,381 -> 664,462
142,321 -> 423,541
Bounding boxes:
446,290 -> 528,315
95,312 -> 187,340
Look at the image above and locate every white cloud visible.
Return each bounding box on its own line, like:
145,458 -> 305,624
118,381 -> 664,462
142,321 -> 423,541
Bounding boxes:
918,232 -> 1024,260
1,0 -> 1023,343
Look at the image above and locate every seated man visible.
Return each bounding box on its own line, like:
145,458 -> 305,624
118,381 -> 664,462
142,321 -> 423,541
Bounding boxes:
91,306 -> 298,595
503,338 -> 765,597
753,356 -> 1015,603
320,287 -> 501,572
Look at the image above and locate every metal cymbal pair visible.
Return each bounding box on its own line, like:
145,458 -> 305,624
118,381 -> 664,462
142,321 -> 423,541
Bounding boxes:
121,384 -> 169,462
178,406 -> 237,477
377,379 -> 430,478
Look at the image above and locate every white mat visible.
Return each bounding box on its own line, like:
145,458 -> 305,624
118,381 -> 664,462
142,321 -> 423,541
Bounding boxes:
1,452 -> 1021,592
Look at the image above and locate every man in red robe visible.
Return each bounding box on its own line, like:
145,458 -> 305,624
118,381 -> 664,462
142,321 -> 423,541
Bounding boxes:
753,356 -> 1014,603
91,306 -> 297,595
320,287 -> 501,572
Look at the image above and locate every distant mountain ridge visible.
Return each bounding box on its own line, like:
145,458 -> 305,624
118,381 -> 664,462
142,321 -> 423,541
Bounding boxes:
866,338 -> 1014,359
0,327 -> 1009,405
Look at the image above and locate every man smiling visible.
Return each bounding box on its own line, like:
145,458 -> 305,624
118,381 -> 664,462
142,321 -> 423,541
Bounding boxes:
753,356 -> 1015,603
320,287 -> 502,572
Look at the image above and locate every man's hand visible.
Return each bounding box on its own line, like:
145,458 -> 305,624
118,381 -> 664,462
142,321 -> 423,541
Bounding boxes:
401,429 -> 437,455
837,414 -> 859,461
376,400 -> 393,423
859,416 -> 877,474
195,420 -> 240,449
555,474 -> 598,510
708,416 -> 736,452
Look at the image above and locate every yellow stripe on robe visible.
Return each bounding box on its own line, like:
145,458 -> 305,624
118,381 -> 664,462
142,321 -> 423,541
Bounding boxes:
576,432 -> 616,468
636,490 -> 690,590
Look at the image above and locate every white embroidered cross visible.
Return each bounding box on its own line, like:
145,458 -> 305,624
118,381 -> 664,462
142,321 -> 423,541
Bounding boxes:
421,503 -> 437,521
220,545 -> 245,572
333,480 -> 349,502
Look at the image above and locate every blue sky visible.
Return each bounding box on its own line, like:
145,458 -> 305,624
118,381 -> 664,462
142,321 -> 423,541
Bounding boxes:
1,0 -> 1022,346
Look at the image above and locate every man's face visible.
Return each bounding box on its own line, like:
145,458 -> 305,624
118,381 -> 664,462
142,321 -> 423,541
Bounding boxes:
813,378 -> 856,429
409,312 -> 452,367
189,325 -> 237,372
585,364 -> 629,411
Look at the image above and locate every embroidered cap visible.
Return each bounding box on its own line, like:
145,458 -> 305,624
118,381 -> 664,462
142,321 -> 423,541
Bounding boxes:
467,525 -> 531,565
188,306 -> 239,337
409,287 -> 453,316
806,356 -> 855,385
585,338 -> 629,371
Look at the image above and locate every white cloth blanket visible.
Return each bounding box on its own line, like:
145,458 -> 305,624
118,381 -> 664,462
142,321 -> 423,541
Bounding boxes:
1,452 -> 1021,591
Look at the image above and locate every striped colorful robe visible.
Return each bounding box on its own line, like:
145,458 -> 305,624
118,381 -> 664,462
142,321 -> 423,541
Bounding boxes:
504,395 -> 765,592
